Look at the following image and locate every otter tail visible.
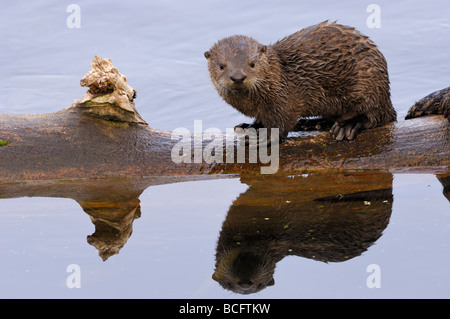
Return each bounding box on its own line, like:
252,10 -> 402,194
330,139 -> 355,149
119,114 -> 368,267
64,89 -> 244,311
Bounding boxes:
406,87 -> 450,121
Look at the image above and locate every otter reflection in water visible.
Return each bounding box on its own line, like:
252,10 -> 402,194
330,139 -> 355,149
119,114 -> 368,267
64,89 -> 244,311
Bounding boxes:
212,172 -> 395,294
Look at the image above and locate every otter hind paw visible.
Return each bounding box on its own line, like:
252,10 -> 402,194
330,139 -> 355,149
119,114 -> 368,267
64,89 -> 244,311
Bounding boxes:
330,120 -> 363,141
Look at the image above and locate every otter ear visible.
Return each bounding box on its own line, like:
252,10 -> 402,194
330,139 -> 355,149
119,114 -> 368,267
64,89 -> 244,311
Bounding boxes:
267,278 -> 275,286
212,272 -> 219,281
204,51 -> 212,59
259,45 -> 267,54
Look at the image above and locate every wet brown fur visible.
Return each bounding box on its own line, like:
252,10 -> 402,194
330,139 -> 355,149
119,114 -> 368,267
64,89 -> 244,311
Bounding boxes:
205,21 -> 397,141
406,87 -> 450,121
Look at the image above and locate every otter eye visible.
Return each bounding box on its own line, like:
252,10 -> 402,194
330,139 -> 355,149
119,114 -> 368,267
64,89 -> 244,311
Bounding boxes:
250,62 -> 255,68
219,64 -> 225,70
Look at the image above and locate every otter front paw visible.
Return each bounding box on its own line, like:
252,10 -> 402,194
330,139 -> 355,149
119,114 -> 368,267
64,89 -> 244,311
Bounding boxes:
234,123 -> 257,132
294,118 -> 334,131
234,120 -> 263,132
330,120 -> 363,141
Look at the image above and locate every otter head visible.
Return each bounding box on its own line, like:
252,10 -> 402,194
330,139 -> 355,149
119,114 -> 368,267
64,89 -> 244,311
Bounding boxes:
212,248 -> 275,295
204,35 -> 268,95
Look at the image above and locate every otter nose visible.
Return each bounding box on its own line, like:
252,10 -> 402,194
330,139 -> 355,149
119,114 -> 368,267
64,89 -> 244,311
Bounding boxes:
230,72 -> 247,84
237,279 -> 253,288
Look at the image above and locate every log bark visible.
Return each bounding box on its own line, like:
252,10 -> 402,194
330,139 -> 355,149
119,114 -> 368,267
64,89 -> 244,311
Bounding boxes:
1,104 -> 448,182
0,56 -> 449,183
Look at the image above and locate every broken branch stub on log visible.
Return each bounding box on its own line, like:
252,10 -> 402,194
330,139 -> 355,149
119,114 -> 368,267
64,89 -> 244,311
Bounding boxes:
76,56 -> 146,124
0,56 -> 449,182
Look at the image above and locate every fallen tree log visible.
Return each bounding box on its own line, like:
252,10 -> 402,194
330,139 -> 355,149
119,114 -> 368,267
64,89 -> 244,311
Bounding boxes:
0,56 -> 449,182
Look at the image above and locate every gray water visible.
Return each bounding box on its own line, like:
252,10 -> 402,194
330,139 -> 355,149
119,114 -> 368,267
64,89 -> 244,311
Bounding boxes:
1,0 -> 450,299
1,174 -> 450,298
1,0 -> 449,130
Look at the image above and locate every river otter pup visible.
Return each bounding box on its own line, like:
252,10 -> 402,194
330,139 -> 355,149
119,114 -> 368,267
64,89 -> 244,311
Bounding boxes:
205,21 -> 397,142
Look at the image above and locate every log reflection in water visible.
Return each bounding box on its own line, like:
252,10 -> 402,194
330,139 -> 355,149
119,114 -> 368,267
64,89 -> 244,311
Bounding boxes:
0,175 -> 218,260
0,171 -> 448,287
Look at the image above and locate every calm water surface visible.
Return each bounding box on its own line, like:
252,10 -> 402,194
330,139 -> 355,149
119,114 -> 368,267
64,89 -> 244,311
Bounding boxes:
0,173 -> 450,298
1,1 -> 450,299
1,0 -> 449,128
